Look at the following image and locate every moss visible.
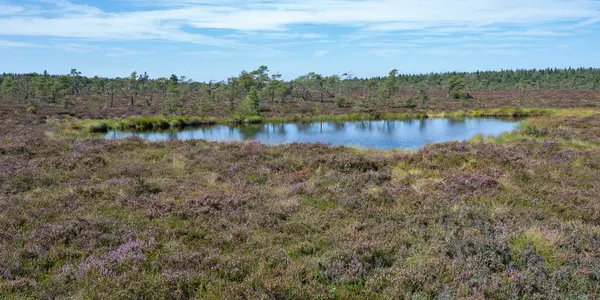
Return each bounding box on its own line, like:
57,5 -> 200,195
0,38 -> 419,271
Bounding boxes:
469,133 -> 485,144
245,116 -> 263,124
170,155 -> 186,177
301,196 -> 338,211
289,240 -> 325,259
392,165 -> 424,183
86,121 -> 109,133
83,116 -> 217,132
404,247 -> 435,269
509,228 -> 562,268
140,149 -> 167,162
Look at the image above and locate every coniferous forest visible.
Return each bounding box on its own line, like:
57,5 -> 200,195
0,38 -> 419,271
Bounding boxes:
2,67 -> 599,120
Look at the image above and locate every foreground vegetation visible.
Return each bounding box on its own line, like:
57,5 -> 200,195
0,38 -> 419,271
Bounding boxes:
2,67 -> 599,298
1,100 -> 600,298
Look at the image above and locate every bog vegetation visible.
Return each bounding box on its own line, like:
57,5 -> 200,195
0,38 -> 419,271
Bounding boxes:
1,67 -> 600,121
0,67 -> 600,298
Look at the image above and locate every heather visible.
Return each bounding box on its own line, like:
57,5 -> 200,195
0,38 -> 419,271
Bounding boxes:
1,109 -> 600,298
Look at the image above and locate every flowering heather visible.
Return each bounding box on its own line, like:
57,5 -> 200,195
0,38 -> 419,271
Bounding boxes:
59,237 -> 155,280
381,183 -> 408,199
102,177 -> 136,185
1,111 -> 600,298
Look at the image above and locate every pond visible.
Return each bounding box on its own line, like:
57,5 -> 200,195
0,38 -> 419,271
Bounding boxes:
105,118 -> 521,150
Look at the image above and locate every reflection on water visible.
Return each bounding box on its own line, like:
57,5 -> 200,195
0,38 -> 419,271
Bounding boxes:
105,118 -> 521,150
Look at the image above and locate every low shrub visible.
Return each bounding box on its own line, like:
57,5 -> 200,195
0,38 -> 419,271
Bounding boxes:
520,123 -> 548,137
335,95 -> 352,108
26,106 -> 38,114
87,121 -> 109,133
403,97 -> 417,108
245,116 -> 263,124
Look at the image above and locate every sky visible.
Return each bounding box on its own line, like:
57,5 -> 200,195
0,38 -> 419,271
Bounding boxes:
0,0 -> 599,81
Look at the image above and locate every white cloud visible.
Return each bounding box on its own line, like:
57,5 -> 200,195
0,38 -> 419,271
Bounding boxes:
56,43 -> 99,53
488,29 -> 572,37
0,39 -> 42,48
360,42 -> 418,48
0,39 -> 141,58
365,22 -> 439,32
182,47 -> 292,57
312,50 -> 330,57
459,43 -> 522,49
421,42 -> 546,56
575,17 -> 600,27
0,4 -> 24,15
182,50 -> 236,57
0,0 -> 598,48
261,32 -> 327,40
41,0 -> 104,16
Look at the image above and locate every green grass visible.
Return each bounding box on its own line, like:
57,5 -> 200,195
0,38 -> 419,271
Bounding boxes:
106,116 -> 218,131
72,116 -> 219,133
85,121 -> 109,133
301,196 -> 338,211
509,228 -> 562,268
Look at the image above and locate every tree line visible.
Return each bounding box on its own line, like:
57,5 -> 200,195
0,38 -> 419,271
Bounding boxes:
1,67 -> 599,116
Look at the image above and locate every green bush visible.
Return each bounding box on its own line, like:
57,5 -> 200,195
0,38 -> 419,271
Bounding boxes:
521,123 -> 548,137
236,89 -> 261,118
87,121 -> 109,133
248,88 -> 260,112
335,94 -> 352,108
451,89 -> 469,100
26,106 -> 38,114
245,116 -> 263,124
448,76 -> 472,100
403,97 -> 416,108
419,88 -> 429,105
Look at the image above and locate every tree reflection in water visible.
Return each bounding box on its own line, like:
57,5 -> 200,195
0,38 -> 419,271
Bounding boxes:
106,118 -> 521,150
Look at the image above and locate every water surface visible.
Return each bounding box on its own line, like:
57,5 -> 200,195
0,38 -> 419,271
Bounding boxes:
105,118 -> 520,150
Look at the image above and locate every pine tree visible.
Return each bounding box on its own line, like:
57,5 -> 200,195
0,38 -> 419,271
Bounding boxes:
248,87 -> 260,112
1,76 -> 18,101
236,87 -> 260,117
164,78 -> 180,115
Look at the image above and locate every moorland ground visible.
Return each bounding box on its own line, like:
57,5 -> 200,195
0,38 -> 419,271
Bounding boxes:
4,89 -> 599,120
1,79 -> 600,298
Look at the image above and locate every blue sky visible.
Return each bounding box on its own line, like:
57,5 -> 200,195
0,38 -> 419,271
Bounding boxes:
1,0 -> 599,81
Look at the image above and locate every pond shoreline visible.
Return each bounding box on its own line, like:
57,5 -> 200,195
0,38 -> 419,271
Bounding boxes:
77,107 -> 574,133
104,118 -> 523,150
